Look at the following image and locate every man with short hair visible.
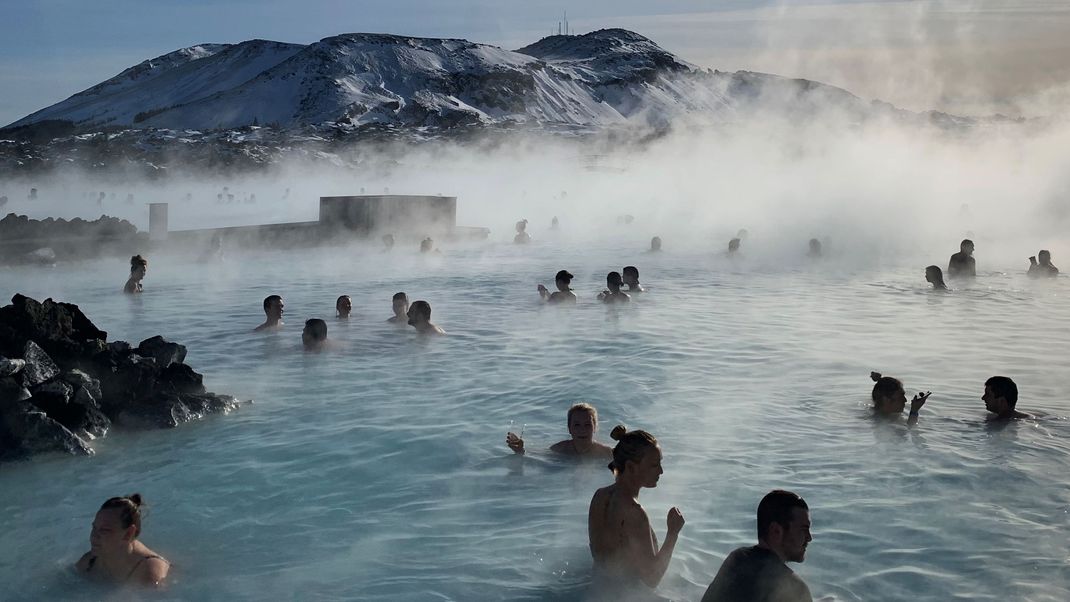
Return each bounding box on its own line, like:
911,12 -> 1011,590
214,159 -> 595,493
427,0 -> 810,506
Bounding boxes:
948,239 -> 976,279
254,295 -> 284,331
701,490 -> 814,602
983,376 -> 1030,420
407,300 -> 446,335
302,318 -> 329,351
538,270 -> 577,304
622,266 -> 644,293
597,272 -> 631,303
336,295 -> 352,319
388,292 -> 409,324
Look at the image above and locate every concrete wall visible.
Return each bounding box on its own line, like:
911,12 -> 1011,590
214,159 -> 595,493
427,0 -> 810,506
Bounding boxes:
319,195 -> 457,238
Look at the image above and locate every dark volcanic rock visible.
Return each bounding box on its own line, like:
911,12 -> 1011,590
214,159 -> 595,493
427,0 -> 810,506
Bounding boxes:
136,335 -> 187,368
0,404 -> 93,459
0,294 -> 108,362
21,341 -> 59,386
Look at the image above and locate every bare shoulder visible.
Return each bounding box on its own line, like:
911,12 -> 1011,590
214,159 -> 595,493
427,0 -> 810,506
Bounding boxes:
137,555 -> 170,587
549,440 -> 573,454
592,441 -> 613,457
75,551 -> 93,572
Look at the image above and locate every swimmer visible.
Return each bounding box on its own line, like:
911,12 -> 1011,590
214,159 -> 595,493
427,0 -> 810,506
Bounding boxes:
302,318 -> 329,351
807,239 -> 822,259
1028,250 -> 1059,277
598,272 -> 631,303
622,266 -> 644,293
254,295 -> 284,331
420,237 -> 434,253
538,270 -> 578,304
925,265 -> 948,290
983,376 -> 1031,420
870,372 -> 930,425
76,494 -> 169,587
649,236 -> 662,252
123,255 -> 147,294
382,234 -> 395,252
514,219 -> 532,244
727,238 -> 741,255
506,402 -> 612,459
701,490 -> 813,602
407,300 -> 445,335
947,239 -> 976,279
387,292 -> 409,324
336,295 -> 352,319
588,426 -> 684,594
551,216 -> 560,230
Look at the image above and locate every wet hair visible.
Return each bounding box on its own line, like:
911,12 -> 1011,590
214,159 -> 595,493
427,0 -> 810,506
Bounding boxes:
567,402 -> 597,425
757,490 -> 808,540
1038,250 -> 1051,261
555,270 -> 574,283
607,425 -> 657,474
99,494 -> 144,538
985,376 -> 1018,408
336,295 -> 351,309
651,236 -> 662,249
622,266 -> 639,279
304,318 -> 327,341
392,292 -> 408,302
728,238 -> 741,251
263,294 -> 282,311
870,372 -> 904,404
925,265 -> 943,278
410,300 -> 431,318
607,271 -> 623,286
809,238 -> 821,249
129,255 -> 147,273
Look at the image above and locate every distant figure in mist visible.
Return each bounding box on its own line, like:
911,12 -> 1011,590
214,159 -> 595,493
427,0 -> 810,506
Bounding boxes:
807,238 -> 822,259
420,237 -> 435,253
302,318 -> 329,351
254,295 -> 284,331
514,219 -> 531,244
925,265 -> 948,290
123,255 -> 147,294
598,272 -> 631,303
870,372 -> 930,426
407,300 -> 445,335
551,216 -> 560,230
983,376 -> 1031,421
701,490 -> 813,602
1028,250 -> 1059,277
616,214 -> 635,225
336,295 -> 352,319
649,236 -> 662,252
183,192 -> 192,203
76,494 -> 170,587
588,426 -> 684,596
947,239 -> 976,279
538,270 -> 577,304
198,235 -> 224,263
727,238 -> 741,256
737,228 -> 749,240
507,402 -> 612,460
28,187 -> 38,201
388,292 -> 409,324
622,266 -> 644,293
381,234 -> 395,252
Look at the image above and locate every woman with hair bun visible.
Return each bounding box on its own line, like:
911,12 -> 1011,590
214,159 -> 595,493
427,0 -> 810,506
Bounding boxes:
587,425 -> 685,598
76,494 -> 169,587
123,255 -> 148,294
870,371 -> 931,425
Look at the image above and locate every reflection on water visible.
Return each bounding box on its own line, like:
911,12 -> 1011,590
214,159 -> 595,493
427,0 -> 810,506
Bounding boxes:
1,243 -> 1068,601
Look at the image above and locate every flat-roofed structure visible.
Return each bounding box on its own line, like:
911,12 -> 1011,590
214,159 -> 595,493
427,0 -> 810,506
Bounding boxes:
318,195 -> 456,237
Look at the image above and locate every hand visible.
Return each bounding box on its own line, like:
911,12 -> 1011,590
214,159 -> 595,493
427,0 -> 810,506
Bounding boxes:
537,284 -> 548,293
506,432 -> 525,454
911,391 -> 931,413
666,507 -> 685,534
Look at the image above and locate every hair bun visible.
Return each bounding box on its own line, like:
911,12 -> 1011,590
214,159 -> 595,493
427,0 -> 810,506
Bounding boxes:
870,371 -> 882,382
610,424 -> 627,441
127,493 -> 143,507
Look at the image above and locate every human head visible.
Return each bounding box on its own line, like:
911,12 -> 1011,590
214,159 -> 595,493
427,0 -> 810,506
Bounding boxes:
263,295 -> 284,320
516,219 -> 527,233
983,376 -> 1018,414
302,318 -> 328,348
606,271 -> 623,292
336,295 -> 352,318
392,292 -> 409,318
960,239 -> 974,254
129,255 -> 147,279
650,236 -> 662,251
1038,250 -> 1051,265
567,403 -> 597,439
420,237 -> 433,253
607,425 -> 661,487
870,372 -> 906,413
622,266 -> 640,287
756,490 -> 811,563
925,265 -> 945,286
728,238 -> 741,253
555,270 -> 574,292
407,300 -> 432,325
92,494 -> 144,552
809,238 -> 821,253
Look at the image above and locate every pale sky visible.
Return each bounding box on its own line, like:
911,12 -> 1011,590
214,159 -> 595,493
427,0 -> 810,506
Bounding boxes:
3,0 -> 1070,127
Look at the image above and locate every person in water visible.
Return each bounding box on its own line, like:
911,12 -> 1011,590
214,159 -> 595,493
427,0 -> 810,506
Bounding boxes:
983,376 -> 1030,420
538,270 -> 578,304
336,295 -> 352,319
514,219 -> 532,244
420,237 -> 434,253
622,266 -> 644,293
254,295 -> 284,331
870,372 -> 930,425
727,238 -> 741,256
588,426 -> 684,595
1028,250 -> 1059,277
925,265 -> 948,290
76,494 -> 169,587
506,402 -> 613,459
948,239 -> 976,278
381,234 -> 395,252
551,216 -> 560,230
302,318 -> 329,351
598,272 -> 631,303
701,490 -> 813,602
407,300 -> 445,335
388,292 -> 409,324
649,236 -> 662,252
123,255 -> 147,294
807,239 -> 822,258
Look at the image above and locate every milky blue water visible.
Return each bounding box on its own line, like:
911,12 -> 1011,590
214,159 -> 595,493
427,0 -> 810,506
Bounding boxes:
1,238 -> 1069,601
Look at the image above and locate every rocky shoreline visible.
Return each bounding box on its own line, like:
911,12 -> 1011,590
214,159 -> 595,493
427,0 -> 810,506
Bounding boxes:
0,294 -> 247,461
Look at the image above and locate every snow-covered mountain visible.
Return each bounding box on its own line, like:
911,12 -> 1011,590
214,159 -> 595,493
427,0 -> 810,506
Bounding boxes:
5,29 -> 890,133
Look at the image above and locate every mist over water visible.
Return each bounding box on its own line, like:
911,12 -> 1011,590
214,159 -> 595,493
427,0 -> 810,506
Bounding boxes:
2,116 -> 1070,601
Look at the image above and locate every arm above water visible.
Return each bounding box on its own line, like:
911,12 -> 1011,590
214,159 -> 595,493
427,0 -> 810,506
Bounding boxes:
624,504 -> 684,588
135,556 -> 170,588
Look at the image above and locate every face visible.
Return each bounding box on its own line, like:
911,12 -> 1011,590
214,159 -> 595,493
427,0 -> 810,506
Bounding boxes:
1039,251 -> 1051,264
407,305 -> 426,325
627,445 -> 664,488
780,508 -> 812,562
567,411 -> 595,440
268,299 -> 285,320
394,298 -> 409,317
133,266 -> 146,280
963,242 -> 975,254
556,278 -> 571,292
90,509 -> 133,553
982,385 -> 1005,414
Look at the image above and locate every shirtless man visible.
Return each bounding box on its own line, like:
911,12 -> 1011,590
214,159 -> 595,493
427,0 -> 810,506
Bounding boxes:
983,376 -> 1031,420
702,490 -> 813,602
254,295 -> 284,331
336,295 -> 352,319
588,427 -> 684,597
598,272 -> 631,304
407,300 -> 445,335
948,239 -> 976,279
387,292 -> 409,324
1028,250 -> 1059,278
506,402 -> 612,459
622,266 -> 644,293
538,270 -> 578,304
